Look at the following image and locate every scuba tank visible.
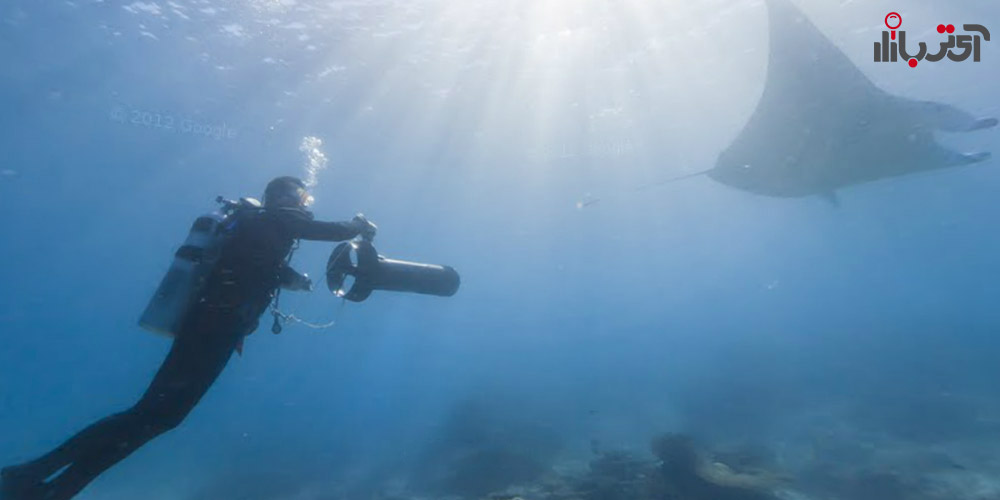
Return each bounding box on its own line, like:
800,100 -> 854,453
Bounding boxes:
325,236 -> 460,302
139,197 -> 261,336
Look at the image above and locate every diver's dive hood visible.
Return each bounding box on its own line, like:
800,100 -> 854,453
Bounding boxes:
325,239 -> 460,302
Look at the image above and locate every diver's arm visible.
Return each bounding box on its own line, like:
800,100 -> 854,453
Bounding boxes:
295,219 -> 363,241
276,208 -> 364,241
297,214 -> 376,241
278,208 -> 376,241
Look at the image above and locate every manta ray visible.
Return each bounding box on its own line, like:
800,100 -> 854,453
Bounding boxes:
706,0 -> 997,201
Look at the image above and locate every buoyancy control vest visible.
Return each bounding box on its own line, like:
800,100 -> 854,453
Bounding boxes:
139,197 -> 262,337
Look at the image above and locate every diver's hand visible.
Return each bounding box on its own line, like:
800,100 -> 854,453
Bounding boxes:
352,214 -> 377,241
285,273 -> 313,292
300,274 -> 314,292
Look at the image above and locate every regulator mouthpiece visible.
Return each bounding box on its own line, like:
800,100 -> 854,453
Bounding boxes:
325,240 -> 460,302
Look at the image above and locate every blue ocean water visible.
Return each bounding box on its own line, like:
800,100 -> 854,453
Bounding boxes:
1,1 -> 998,499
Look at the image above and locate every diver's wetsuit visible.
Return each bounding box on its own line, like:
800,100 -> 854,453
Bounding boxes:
1,207 -> 361,500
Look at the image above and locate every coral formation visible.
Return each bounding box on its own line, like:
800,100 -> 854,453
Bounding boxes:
527,433 -> 786,500
407,401 -> 562,498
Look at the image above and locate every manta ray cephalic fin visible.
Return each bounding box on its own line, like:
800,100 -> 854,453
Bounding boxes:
906,100 -> 999,132
958,151 -> 992,164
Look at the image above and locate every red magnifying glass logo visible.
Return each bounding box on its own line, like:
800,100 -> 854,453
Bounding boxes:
885,12 -> 902,30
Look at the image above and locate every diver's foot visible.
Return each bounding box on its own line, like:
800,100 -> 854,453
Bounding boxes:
0,466 -> 45,500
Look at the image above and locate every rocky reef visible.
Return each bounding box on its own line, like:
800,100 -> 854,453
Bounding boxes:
553,433 -> 785,500
184,415 -> 1000,500
427,433 -> 789,500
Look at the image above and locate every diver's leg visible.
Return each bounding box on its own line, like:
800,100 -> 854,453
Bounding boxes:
3,313 -> 241,500
1,411 -> 141,499
40,318 -> 241,500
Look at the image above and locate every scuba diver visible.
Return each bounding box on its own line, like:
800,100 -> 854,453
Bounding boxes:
1,176 -> 377,500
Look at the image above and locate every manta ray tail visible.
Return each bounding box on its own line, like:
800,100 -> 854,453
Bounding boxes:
634,168 -> 714,192
577,168 -> 713,209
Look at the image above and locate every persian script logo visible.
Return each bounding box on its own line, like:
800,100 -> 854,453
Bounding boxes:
874,12 -> 990,67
